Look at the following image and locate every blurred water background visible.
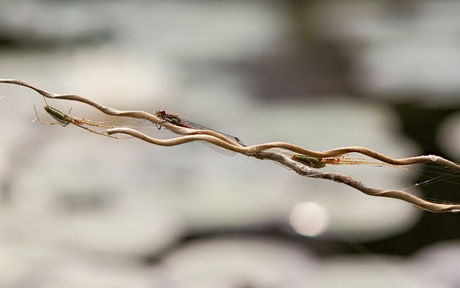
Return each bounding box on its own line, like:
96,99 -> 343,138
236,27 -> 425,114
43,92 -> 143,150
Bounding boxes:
1,1 -> 460,287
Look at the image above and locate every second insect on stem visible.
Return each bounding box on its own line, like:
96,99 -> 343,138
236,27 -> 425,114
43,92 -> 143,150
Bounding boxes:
34,97 -> 122,138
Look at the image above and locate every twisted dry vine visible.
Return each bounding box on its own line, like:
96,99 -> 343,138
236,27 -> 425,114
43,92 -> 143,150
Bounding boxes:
2,78 -> 460,213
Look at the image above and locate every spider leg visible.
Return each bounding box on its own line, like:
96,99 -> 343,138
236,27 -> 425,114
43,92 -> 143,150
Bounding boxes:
81,116 -> 120,128
69,119 -> 129,139
65,110 -> 120,128
78,116 -> 144,130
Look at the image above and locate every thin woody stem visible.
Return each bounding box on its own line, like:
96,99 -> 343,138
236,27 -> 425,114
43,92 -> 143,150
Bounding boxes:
3,78 -> 460,213
0,79 -> 244,147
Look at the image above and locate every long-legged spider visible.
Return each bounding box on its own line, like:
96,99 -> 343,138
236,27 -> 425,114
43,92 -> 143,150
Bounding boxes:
33,97 -> 125,139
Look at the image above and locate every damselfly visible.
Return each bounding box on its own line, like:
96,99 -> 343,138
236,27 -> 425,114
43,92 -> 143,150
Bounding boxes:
155,110 -> 244,156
